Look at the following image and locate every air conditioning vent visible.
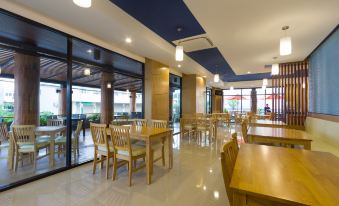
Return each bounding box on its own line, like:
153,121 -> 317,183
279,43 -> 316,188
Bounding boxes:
173,35 -> 214,52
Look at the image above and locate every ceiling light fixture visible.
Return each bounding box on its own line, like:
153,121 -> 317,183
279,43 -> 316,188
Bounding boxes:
263,78 -> 268,86
280,26 -> 292,56
230,86 -> 234,91
125,37 -> 132,43
302,82 -> 306,89
107,83 -> 112,89
175,45 -> 184,61
271,63 -> 279,75
73,0 -> 91,8
214,74 -> 220,83
84,68 -> 91,76
126,89 -> 129,93
247,71 -> 251,74
178,64 -> 181,68
87,49 -> 92,53
0,66 -> 2,74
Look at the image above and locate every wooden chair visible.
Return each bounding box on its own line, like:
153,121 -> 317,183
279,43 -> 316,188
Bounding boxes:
109,125 -> 146,186
149,120 -> 167,166
132,119 -> 147,127
0,122 -> 9,150
54,120 -> 83,159
241,119 -> 249,143
220,137 -> 239,205
90,123 -> 114,179
196,118 -> 213,143
47,119 -> 64,126
180,118 -> 196,139
12,125 -> 50,171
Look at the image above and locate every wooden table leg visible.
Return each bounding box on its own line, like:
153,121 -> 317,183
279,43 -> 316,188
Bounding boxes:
304,141 -> 311,150
50,133 -> 55,167
168,131 -> 173,169
233,190 -> 246,206
146,138 -> 152,184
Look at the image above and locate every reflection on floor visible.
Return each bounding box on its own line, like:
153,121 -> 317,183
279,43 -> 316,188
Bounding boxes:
0,123 -> 241,206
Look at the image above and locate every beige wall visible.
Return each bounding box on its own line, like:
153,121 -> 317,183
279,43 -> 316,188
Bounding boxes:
305,117 -> 339,157
182,74 -> 206,115
144,58 -> 169,120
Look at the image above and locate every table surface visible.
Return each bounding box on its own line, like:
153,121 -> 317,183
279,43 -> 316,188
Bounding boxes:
250,120 -> 286,126
247,126 -> 312,141
230,144 -> 339,205
36,126 -> 66,132
106,126 -> 172,139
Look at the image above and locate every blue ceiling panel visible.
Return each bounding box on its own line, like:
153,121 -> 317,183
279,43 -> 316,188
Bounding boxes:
187,47 -> 235,76
225,73 -> 272,82
110,0 -> 205,41
109,0 -> 270,82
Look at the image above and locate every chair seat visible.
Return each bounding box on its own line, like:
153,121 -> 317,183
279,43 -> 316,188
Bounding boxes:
55,136 -> 66,143
36,135 -> 51,141
197,126 -> 210,131
17,144 -> 35,153
36,138 -> 51,148
184,125 -> 194,130
117,145 -> 146,157
97,145 -> 114,153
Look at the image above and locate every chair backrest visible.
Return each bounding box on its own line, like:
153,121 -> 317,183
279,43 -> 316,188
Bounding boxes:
231,132 -> 239,149
133,119 -> 147,127
241,119 -> 249,143
90,123 -> 109,151
12,125 -> 36,145
150,120 -> 168,128
47,119 -> 64,126
74,120 -> 83,139
196,118 -> 212,128
220,138 -> 239,205
109,125 -> 131,155
0,122 -> 8,142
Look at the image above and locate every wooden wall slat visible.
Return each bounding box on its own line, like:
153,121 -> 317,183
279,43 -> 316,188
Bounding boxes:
272,61 -> 308,126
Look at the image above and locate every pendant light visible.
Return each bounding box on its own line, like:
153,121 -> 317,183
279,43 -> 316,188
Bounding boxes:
214,74 -> 220,83
280,26 -> 292,56
84,68 -> 91,76
175,45 -> 184,61
73,0 -> 92,8
263,78 -> 268,86
271,63 -> 279,75
106,83 -> 112,89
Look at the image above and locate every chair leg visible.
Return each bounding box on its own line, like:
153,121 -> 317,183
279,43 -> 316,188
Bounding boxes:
112,156 -> 117,181
92,151 -> 97,174
106,155 -> 110,179
100,155 -> 104,169
128,160 -> 132,186
33,152 -> 37,169
161,145 -> 165,167
14,151 -> 18,172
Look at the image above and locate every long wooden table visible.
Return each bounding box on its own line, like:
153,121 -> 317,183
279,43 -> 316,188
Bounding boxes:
8,126 -> 67,169
249,119 -> 287,128
230,144 -> 339,205
107,126 -> 173,185
247,126 -> 312,150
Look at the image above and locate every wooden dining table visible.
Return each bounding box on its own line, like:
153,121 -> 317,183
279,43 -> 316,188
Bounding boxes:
106,125 -> 173,185
247,126 -> 312,149
8,126 -> 66,169
230,144 -> 339,205
249,119 -> 287,128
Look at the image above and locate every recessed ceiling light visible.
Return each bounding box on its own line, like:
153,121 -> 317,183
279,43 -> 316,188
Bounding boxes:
125,37 -> 132,43
73,0 -> 91,8
87,49 -> 92,53
178,64 -> 181,68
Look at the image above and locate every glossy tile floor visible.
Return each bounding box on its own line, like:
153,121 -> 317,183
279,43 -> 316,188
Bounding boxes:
0,124 -> 237,206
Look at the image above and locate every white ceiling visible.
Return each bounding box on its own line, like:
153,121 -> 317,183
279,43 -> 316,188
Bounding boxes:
1,0 -> 214,79
184,0 -> 339,75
